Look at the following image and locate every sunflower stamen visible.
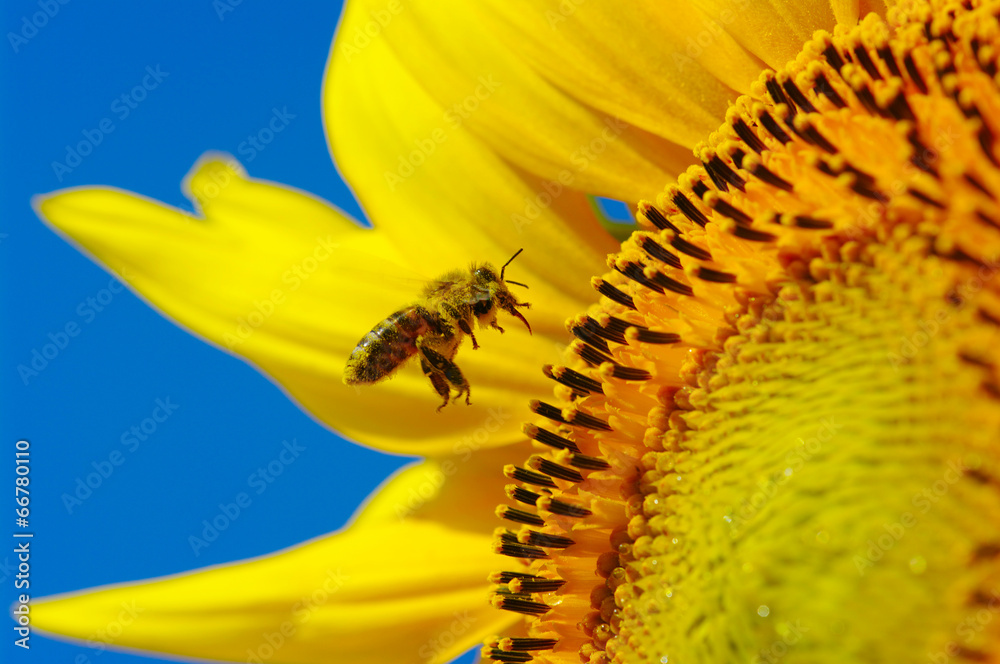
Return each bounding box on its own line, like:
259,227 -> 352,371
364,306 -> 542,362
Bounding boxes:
528,456 -> 585,484
494,540 -> 548,561
490,571 -> 546,584
489,595 -> 551,616
529,400 -> 570,425
505,465 -> 558,489
614,260 -> 664,294
637,235 -> 682,269
703,154 -> 747,192
728,223 -> 778,242
730,115 -> 768,152
666,192 -> 710,228
704,194 -> 754,225
600,363 -> 653,381
505,485 -> 542,507
568,321 -> 611,354
543,365 -> 604,396
628,327 -> 682,344
522,530 -> 575,549
585,316 -> 630,345
509,578 -> 565,594
497,505 -> 546,527
524,423 -> 582,453
640,200 -> 683,231
756,105 -> 794,144
792,116 -> 838,152
907,186 -> 948,208
647,270 -> 694,296
668,235 -> 712,261
537,496 -> 591,518
591,277 -> 635,310
904,51 -> 930,92
782,75 -> 820,112
496,637 -> 558,651
693,266 -> 738,284
563,408 -> 612,432
690,179 -> 710,198
483,649 -> 533,663
765,76 -> 795,114
575,342 -> 615,368
746,158 -> 795,190
567,453 -> 611,471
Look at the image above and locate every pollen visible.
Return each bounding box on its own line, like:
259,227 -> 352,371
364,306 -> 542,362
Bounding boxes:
488,1 -> 1000,662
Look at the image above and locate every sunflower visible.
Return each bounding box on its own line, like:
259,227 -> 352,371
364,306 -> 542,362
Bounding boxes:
31,0 -> 1000,663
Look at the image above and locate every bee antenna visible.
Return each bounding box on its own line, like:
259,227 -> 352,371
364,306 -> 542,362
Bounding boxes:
506,280 -> 528,289
500,248 -> 524,281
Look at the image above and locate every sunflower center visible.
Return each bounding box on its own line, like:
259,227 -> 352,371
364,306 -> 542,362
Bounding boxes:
487,1 -> 1000,662
623,254 -> 998,663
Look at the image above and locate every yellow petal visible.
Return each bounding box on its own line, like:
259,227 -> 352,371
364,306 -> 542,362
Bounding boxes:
327,1 -> 891,199
358,441 -> 534,534
34,459 -> 517,664
326,0 -> 689,207
691,0 -> 836,65
471,2 -> 758,147
34,155 -> 571,456
478,0 -> 883,148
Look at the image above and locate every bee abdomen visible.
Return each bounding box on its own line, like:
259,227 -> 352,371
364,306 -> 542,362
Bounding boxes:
343,306 -> 433,385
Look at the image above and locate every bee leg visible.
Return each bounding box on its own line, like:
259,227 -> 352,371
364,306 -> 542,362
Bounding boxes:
419,344 -> 472,408
456,318 -> 479,349
430,374 -> 452,412
420,357 -> 451,411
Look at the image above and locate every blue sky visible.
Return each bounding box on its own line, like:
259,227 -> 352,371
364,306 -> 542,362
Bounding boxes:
0,2 -> 488,663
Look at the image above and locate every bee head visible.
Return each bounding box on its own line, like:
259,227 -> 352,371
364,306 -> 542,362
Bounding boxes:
472,249 -> 531,334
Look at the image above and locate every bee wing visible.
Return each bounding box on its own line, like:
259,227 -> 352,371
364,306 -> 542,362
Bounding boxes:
354,253 -> 477,304
420,273 -> 466,300
345,251 -> 433,302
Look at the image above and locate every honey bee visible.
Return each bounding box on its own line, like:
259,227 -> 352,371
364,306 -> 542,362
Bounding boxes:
343,249 -> 532,410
